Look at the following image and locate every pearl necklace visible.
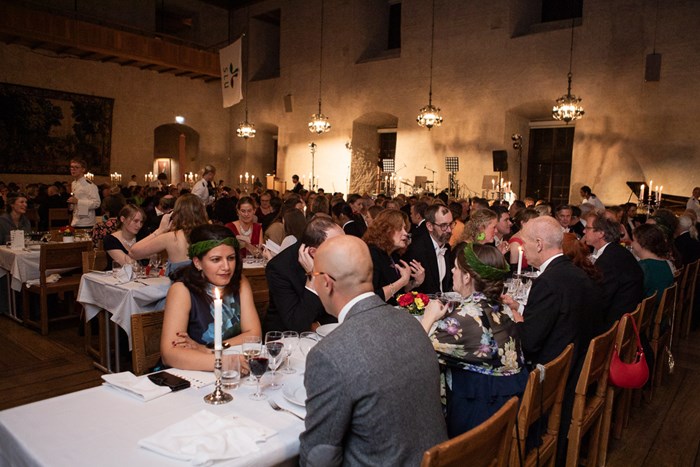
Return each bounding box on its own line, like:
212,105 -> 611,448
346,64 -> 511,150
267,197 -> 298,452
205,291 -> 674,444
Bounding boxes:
238,223 -> 252,236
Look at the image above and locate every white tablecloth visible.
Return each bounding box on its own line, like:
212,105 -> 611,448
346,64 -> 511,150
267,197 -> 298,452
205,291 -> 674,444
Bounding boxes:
0,356 -> 307,467
78,273 -> 171,350
0,246 -> 40,292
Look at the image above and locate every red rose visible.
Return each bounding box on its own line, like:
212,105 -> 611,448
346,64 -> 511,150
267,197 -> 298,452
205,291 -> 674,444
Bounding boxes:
417,293 -> 430,304
397,294 -> 414,307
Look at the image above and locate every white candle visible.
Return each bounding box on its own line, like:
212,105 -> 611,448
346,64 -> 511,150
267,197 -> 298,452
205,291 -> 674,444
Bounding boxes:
517,246 -> 523,275
214,287 -> 223,351
245,172 -> 249,182
640,184 -> 645,201
492,179 -> 495,190
251,175 -> 255,184
658,186 -> 662,203
239,174 -> 242,184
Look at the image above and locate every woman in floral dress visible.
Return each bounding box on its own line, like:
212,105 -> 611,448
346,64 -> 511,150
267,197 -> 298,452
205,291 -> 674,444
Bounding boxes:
422,242 -> 528,437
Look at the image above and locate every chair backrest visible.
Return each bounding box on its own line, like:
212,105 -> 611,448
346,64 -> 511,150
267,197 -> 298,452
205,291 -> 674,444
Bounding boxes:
39,241 -> 92,284
511,344 -> 574,464
652,283 -> 677,340
637,291 -> 657,336
617,309 -> 639,362
421,396 -> 519,467
682,260 -> 699,309
575,321 -> 618,397
48,208 -> 71,228
82,250 -> 108,273
131,310 -> 165,376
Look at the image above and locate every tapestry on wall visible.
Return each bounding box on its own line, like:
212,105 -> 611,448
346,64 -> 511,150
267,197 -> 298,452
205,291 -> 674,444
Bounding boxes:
0,82 -> 113,175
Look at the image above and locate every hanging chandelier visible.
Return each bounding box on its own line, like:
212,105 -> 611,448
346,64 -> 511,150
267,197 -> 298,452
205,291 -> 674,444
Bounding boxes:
417,0 -> 442,130
553,19 -> 584,123
309,99 -> 331,134
309,0 -> 331,134
237,110 -> 256,139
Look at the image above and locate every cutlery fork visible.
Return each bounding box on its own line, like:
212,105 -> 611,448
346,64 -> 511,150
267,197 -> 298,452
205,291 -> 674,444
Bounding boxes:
268,400 -> 305,421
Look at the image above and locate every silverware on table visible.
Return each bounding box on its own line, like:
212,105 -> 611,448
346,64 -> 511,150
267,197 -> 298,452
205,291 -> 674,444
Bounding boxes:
268,400 -> 305,421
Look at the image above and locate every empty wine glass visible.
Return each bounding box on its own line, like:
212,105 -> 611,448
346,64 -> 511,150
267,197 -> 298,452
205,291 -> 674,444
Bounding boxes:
265,341 -> 285,390
299,332 -> 319,357
242,336 -> 262,386
281,331 -> 299,374
248,350 -> 269,401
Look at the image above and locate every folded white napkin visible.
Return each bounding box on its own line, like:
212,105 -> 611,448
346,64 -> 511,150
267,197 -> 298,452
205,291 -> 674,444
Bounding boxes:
102,371 -> 171,402
26,273 -> 61,287
114,263 -> 134,283
138,410 -> 276,466
264,238 -> 281,255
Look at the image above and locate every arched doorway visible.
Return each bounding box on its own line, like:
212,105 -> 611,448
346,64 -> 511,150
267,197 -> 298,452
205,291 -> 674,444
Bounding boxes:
350,112 -> 398,193
153,123 -> 199,185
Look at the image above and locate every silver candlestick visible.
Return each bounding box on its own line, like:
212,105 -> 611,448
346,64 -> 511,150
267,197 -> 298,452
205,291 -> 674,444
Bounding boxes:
204,349 -> 233,404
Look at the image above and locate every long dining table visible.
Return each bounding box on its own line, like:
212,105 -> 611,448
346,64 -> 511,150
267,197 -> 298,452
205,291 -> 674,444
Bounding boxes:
0,352 -> 309,467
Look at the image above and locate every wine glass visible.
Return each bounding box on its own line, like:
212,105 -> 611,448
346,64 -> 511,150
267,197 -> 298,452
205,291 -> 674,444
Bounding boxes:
242,336 -> 262,386
265,341 -> 285,390
148,254 -> 162,275
264,331 -> 284,389
248,350 -> 270,401
299,332 -> 319,358
281,331 -> 299,374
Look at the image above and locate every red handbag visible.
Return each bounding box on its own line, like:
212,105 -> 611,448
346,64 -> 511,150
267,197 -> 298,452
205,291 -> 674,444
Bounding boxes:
608,313 -> 649,389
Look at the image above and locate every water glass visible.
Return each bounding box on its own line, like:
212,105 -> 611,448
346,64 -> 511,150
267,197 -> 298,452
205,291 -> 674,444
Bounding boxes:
222,348 -> 241,390
281,331 -> 299,374
299,332 -> 319,357
112,262 -> 123,279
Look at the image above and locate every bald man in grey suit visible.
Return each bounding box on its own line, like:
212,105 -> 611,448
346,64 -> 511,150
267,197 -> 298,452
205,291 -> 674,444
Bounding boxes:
300,235 -> 447,466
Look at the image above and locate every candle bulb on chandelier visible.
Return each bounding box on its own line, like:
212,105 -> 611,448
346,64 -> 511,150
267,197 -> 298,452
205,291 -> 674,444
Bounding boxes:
639,184 -> 645,202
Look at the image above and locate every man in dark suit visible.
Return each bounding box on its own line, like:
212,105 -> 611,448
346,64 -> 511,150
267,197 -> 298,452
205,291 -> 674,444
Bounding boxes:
138,194 -> 174,239
503,216 -> 600,367
264,217 -> 342,333
300,235 -> 447,466
409,201 -> 429,238
584,213 -> 644,327
502,216 -> 601,467
291,174 -> 303,193
402,204 -> 453,294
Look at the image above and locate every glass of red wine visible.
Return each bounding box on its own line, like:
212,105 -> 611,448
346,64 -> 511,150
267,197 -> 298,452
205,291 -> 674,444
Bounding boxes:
265,341 -> 285,390
248,353 -> 270,401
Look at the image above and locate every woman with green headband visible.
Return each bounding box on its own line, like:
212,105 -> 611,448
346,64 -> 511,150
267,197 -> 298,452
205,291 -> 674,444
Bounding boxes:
160,224 -> 261,371
421,242 -> 528,437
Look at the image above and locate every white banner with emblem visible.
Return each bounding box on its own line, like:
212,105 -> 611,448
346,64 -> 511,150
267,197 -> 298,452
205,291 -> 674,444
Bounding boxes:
219,38 -> 243,108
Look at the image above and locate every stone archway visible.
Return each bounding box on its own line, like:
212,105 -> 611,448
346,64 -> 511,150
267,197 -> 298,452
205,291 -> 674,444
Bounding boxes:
350,112 -> 398,194
153,123 -> 199,183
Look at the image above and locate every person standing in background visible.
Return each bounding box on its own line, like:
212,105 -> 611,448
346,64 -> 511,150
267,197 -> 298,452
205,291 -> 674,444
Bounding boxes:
67,159 -> 100,228
192,165 -> 216,206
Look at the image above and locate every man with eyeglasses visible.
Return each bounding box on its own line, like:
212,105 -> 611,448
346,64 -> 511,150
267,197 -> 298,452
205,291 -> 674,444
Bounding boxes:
67,159 -> 100,228
300,235 -> 447,466
402,204 -> 454,294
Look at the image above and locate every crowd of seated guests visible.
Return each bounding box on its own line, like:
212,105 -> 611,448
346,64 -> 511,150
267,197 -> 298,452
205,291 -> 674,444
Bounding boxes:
3,172 -> 700,465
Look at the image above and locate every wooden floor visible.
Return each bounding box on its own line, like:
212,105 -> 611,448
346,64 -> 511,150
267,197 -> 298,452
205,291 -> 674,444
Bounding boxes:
1,314 -> 699,465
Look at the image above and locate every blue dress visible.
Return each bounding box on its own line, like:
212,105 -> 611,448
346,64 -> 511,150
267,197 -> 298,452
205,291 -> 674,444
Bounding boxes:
429,291 -> 529,437
165,259 -> 192,276
186,285 -> 242,345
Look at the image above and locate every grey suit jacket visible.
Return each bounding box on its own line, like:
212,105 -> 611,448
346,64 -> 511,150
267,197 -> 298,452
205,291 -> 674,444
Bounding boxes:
299,294 -> 447,467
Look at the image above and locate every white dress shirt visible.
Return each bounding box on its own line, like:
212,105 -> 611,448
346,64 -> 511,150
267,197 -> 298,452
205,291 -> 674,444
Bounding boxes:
70,176 -> 100,227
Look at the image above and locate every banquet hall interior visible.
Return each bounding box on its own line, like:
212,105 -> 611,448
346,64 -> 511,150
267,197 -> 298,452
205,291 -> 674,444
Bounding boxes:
1,0 -> 700,465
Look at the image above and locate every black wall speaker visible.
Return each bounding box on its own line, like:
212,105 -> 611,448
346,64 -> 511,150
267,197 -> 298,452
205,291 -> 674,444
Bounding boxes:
284,94 -> 293,113
492,150 -> 508,172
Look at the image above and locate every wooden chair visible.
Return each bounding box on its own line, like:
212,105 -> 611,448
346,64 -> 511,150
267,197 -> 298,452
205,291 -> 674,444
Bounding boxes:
81,250 -> 108,363
649,283 -> 677,394
635,291 -> 657,340
421,396 -> 519,467
509,344 -> 574,467
565,321 -> 617,467
681,259 -> 699,338
598,308 -> 640,466
131,310 -> 165,376
48,208 -> 71,228
21,241 -> 92,335
243,267 -> 269,322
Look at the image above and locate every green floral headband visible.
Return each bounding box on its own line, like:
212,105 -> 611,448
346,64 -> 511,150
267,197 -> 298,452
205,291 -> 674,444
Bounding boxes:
462,242 -> 509,281
188,237 -> 239,259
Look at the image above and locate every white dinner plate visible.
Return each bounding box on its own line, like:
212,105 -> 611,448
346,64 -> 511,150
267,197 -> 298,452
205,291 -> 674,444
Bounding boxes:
282,382 -> 307,407
316,323 -> 339,337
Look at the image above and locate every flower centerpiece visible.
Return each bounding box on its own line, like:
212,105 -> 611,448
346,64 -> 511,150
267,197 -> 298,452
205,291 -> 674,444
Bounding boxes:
397,291 -> 430,316
59,225 -> 75,242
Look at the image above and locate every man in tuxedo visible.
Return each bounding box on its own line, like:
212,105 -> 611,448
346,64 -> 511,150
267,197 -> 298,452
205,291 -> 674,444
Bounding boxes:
584,213 -> 644,327
264,216 -> 342,333
555,204 -> 573,233
138,194 -> 174,239
300,235 -> 447,466
402,204 -> 454,294
291,174 -> 304,193
410,201 -> 429,238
